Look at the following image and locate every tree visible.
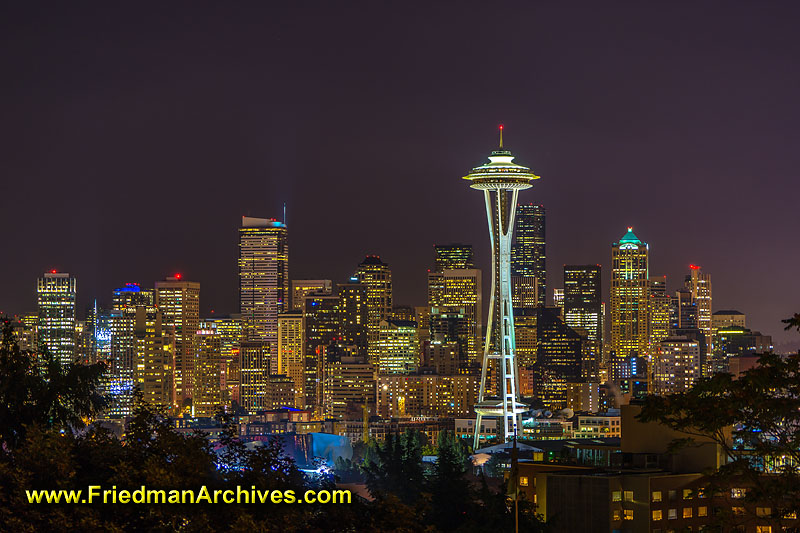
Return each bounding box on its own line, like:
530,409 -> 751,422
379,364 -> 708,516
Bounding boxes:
0,318 -> 108,449
638,316 -> 800,530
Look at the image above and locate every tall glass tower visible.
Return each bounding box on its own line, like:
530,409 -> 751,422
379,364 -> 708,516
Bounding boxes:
37,271 -> 77,366
463,128 -> 540,446
511,204 -> 546,308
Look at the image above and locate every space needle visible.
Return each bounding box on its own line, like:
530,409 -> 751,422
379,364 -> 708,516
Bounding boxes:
463,126 -> 541,448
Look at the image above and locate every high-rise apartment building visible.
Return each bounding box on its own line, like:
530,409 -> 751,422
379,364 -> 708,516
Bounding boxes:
354,256 -> 392,362
36,271 -> 77,366
533,307 -> 584,410
239,216 -> 289,371
322,352 -> 375,419
290,279 -> 332,311
433,244 -> 474,271
338,281 -> 369,355
511,204 -> 546,307
132,306 -> 175,408
653,336 -> 701,395
303,293 -> 340,412
193,329 -> 222,417
610,228 -> 650,359
202,315 -> 242,405
155,275 -> 200,405
427,268 -> 482,360
277,311 -> 305,408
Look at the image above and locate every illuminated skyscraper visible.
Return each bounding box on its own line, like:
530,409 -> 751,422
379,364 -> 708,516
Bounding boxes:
193,328 -> 223,417
433,244 -> 474,271
323,352 -> 375,419
202,315 -> 242,405
277,311 -> 305,408
377,319 -> 419,374
36,271 -> 77,366
652,336 -> 701,395
686,265 -> 713,358
563,265 -> 601,341
511,204 -> 546,308
463,128 -> 540,445
354,256 -> 392,362
239,340 -> 269,414
155,275 -> 200,405
610,228 -> 649,359
647,276 -> 672,355
427,268 -> 482,360
291,279 -> 332,311
303,293 -> 340,412
239,216 -> 289,371
533,307 -> 583,410
132,305 -> 175,408
338,281 -> 369,356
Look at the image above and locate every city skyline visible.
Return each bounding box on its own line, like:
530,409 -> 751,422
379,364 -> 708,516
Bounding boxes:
1,3 -> 799,349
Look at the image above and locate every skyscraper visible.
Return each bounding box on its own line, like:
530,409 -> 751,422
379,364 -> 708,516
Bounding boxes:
433,244 -> 474,271
563,265 -> 602,341
155,275 -> 200,405
36,271 -> 77,366
193,328 -> 223,417
354,256 -> 392,362
377,319 -> 419,374
511,204 -> 546,308
610,228 -> 650,359
652,336 -> 701,395
533,307 -> 584,410
239,216 -> 289,371
686,265 -> 713,358
132,305 -> 175,408
647,276 -> 672,355
427,268 -> 482,360
277,311 -> 304,408
463,129 -> 540,446
239,340 -> 269,415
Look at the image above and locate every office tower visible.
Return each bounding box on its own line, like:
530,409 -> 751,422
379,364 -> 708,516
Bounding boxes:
610,228 -> 650,359
239,340 -> 270,414
513,308 -> 538,397
323,352 -> 375,419
433,243 -> 474,271
648,276 -> 672,354
427,269 -> 482,360
85,302 -> 112,366
202,315 -> 242,405
36,271 -> 77,366
421,341 -> 461,375
303,293 -> 340,412
239,216 -> 289,371
377,319 -> 419,374
533,307 -> 584,410
673,287 -> 697,329
686,265 -> 713,358
155,275 -> 200,405
338,281 -> 369,355
429,306 -> 469,360
415,305 -> 431,345
563,265 -> 602,341
511,203 -> 546,307
463,129 -> 540,446
277,311 -> 305,408
391,305 -> 416,322
132,306 -> 175,408
652,336 -> 701,395
290,279 -> 332,311
712,326 -> 772,374
354,256 -> 392,362
193,328 -> 222,417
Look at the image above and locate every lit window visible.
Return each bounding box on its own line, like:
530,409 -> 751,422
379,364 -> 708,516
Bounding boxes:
731,488 -> 746,499
613,510 -> 621,521
652,510 -> 663,521
756,527 -> 772,533
612,491 -> 622,502
624,490 -> 634,502
698,506 -> 707,517
683,508 -> 692,518
623,509 -> 633,520
668,509 -> 677,520
652,491 -> 662,502
683,489 -> 693,500
519,476 -> 529,487
732,507 -> 745,515
756,507 -> 771,517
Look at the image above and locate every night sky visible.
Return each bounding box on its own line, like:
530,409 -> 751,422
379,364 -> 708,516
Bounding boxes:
1,3 -> 798,349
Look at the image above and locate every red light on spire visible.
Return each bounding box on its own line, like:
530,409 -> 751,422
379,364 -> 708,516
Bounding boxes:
689,264 -> 701,270
176,273 -> 182,280
50,269 -> 57,274
499,124 -> 504,148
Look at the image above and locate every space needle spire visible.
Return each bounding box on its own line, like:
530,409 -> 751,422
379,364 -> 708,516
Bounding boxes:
463,126 -> 541,448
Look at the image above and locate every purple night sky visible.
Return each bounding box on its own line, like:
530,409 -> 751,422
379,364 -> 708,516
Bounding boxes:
1,3 -> 798,348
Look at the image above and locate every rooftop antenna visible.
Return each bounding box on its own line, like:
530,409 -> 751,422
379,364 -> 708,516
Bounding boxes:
499,124 -> 504,148
283,202 -> 287,225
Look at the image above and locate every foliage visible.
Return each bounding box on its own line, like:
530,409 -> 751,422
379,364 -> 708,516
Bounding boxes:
639,324 -> 800,530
